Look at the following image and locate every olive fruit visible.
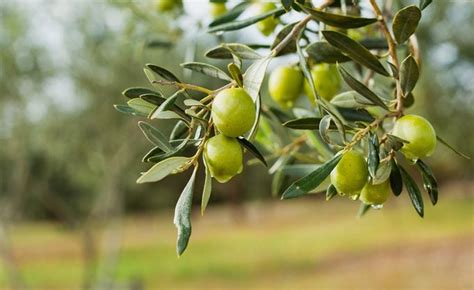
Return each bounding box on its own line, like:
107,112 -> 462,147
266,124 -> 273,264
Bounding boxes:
204,134 -> 243,183
330,150 -> 368,196
156,0 -> 181,12
211,88 -> 256,137
268,66 -> 304,108
210,2 -> 227,18
255,2 -> 279,36
392,114 -> 437,161
304,63 -> 341,104
360,180 -> 391,205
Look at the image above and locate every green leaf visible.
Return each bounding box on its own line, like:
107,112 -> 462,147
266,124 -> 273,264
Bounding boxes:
237,137 -> 267,167
146,137 -> 191,163
389,158 -> 403,196
281,0 -> 293,11
141,94 -> 191,123
373,159 -> 392,185
306,41 -> 350,64
337,107 -> 375,123
326,184 -> 337,201
400,55 -> 419,96
127,98 -> 157,116
319,115 -> 332,144
122,87 -> 159,99
436,135 -> 471,160
281,154 -> 342,199
338,65 -> 389,109
385,134 -> 409,152
368,132 -> 380,179
392,5 -> 421,44
146,39 -> 173,49
400,165 -> 424,217
416,159 -> 438,205
271,22 -> 298,56
146,64 -> 180,82
227,63 -> 243,87
283,117 -> 322,130
302,6 -> 377,28
330,91 -> 372,108
181,62 -> 231,81
209,2 -> 251,27
243,55 -> 272,101
174,166 -> 198,256
150,91 -> 181,120
357,203 -> 371,218
205,43 -> 263,60
114,104 -> 148,117
201,158 -> 212,215
138,121 -> 173,152
419,0 -> 433,11
208,7 -> 286,33
136,157 -> 191,184
323,30 -> 389,76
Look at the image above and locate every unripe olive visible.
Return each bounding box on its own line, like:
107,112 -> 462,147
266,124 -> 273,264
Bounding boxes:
392,114 -> 436,161
255,2 -> 279,36
304,63 -> 341,104
156,0 -> 181,12
204,134 -> 243,183
210,2 -> 227,18
268,66 -> 304,108
360,180 -> 391,205
211,88 -> 256,137
330,150 -> 368,196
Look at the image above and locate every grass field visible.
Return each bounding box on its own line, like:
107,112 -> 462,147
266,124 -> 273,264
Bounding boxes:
1,183 -> 473,290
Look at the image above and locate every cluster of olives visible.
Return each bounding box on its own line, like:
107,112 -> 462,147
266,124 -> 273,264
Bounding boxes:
204,88 -> 256,183
331,115 -> 437,206
268,63 -> 341,108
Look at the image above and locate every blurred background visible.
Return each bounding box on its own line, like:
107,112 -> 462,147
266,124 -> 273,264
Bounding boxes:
0,0 -> 473,289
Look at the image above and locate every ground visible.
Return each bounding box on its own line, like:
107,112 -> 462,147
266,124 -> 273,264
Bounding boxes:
1,183 -> 473,289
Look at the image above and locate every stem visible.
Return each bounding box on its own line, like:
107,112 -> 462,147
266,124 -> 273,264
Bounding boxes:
369,0 -> 404,115
344,113 -> 393,150
153,80 -> 212,94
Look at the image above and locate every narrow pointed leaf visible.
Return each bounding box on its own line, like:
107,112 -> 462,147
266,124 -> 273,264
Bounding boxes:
243,55 -> 272,101
393,5 -> 421,44
373,160 -> 392,185
181,62 -> 231,81
209,2 -> 251,27
326,184 -> 337,201
358,203 -> 371,217
323,30 -> 389,76
122,87 -> 159,99
208,8 -> 286,33
281,154 -> 342,199
368,132 -> 380,178
306,41 -> 350,63
302,6 -> 377,28
146,64 -> 180,82
281,0 -> 293,11
127,98 -> 157,115
390,159 -> 403,196
174,166 -> 198,256
205,43 -> 262,60
400,55 -> 419,96
283,117 -> 323,130
237,137 -> 267,167
338,65 -> 388,109
113,104 -> 148,117
400,165 -> 424,217
138,121 -> 173,152
437,135 -> 471,159
271,22 -> 298,56
201,158 -> 213,215
416,160 -> 438,205
137,157 -> 191,184
419,0 -> 433,10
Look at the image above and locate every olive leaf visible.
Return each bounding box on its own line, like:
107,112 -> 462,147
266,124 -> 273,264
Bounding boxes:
338,65 -> 389,110
416,160 -> 438,205
205,43 -> 263,60
237,137 -> 268,167
181,62 -> 232,81
271,22 -> 298,56
138,121 -> 173,152
174,165 -> 198,256
322,30 -> 390,76
136,156 -> 191,184
209,2 -> 251,27
243,55 -> 272,101
419,0 -> 433,11
357,203 -> 371,218
319,115 -> 333,144
399,165 -> 424,217
281,154 -> 342,199
306,41 -> 350,64
372,160 -> 392,185
208,7 -> 286,33
301,6 -> 377,28
283,117 -> 326,130
227,63 -> 243,87
392,5 -> 421,44
150,90 -> 181,120
201,157 -> 213,215
127,98 -> 157,116
389,158 -> 403,196
122,87 -> 160,99
146,64 -> 180,82
326,184 -> 337,201
368,132 -> 380,179
330,91 -> 372,108
281,0 -> 293,11
437,135 -> 471,160
385,134 -> 409,152
400,55 -> 419,96
113,104 -> 148,117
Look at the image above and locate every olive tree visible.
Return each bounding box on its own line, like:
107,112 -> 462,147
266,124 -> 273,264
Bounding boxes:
114,0 -> 469,256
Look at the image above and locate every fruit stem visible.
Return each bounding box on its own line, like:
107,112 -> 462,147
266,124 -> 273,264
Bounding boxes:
344,113 -> 394,151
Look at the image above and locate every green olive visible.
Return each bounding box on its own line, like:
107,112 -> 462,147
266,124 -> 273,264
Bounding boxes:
268,66 -> 304,108
330,150 -> 368,196
156,0 -> 181,12
211,88 -> 256,137
255,2 -> 279,36
392,114 -> 437,161
210,2 -> 227,18
304,63 -> 341,104
204,134 -> 243,183
360,180 -> 391,205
